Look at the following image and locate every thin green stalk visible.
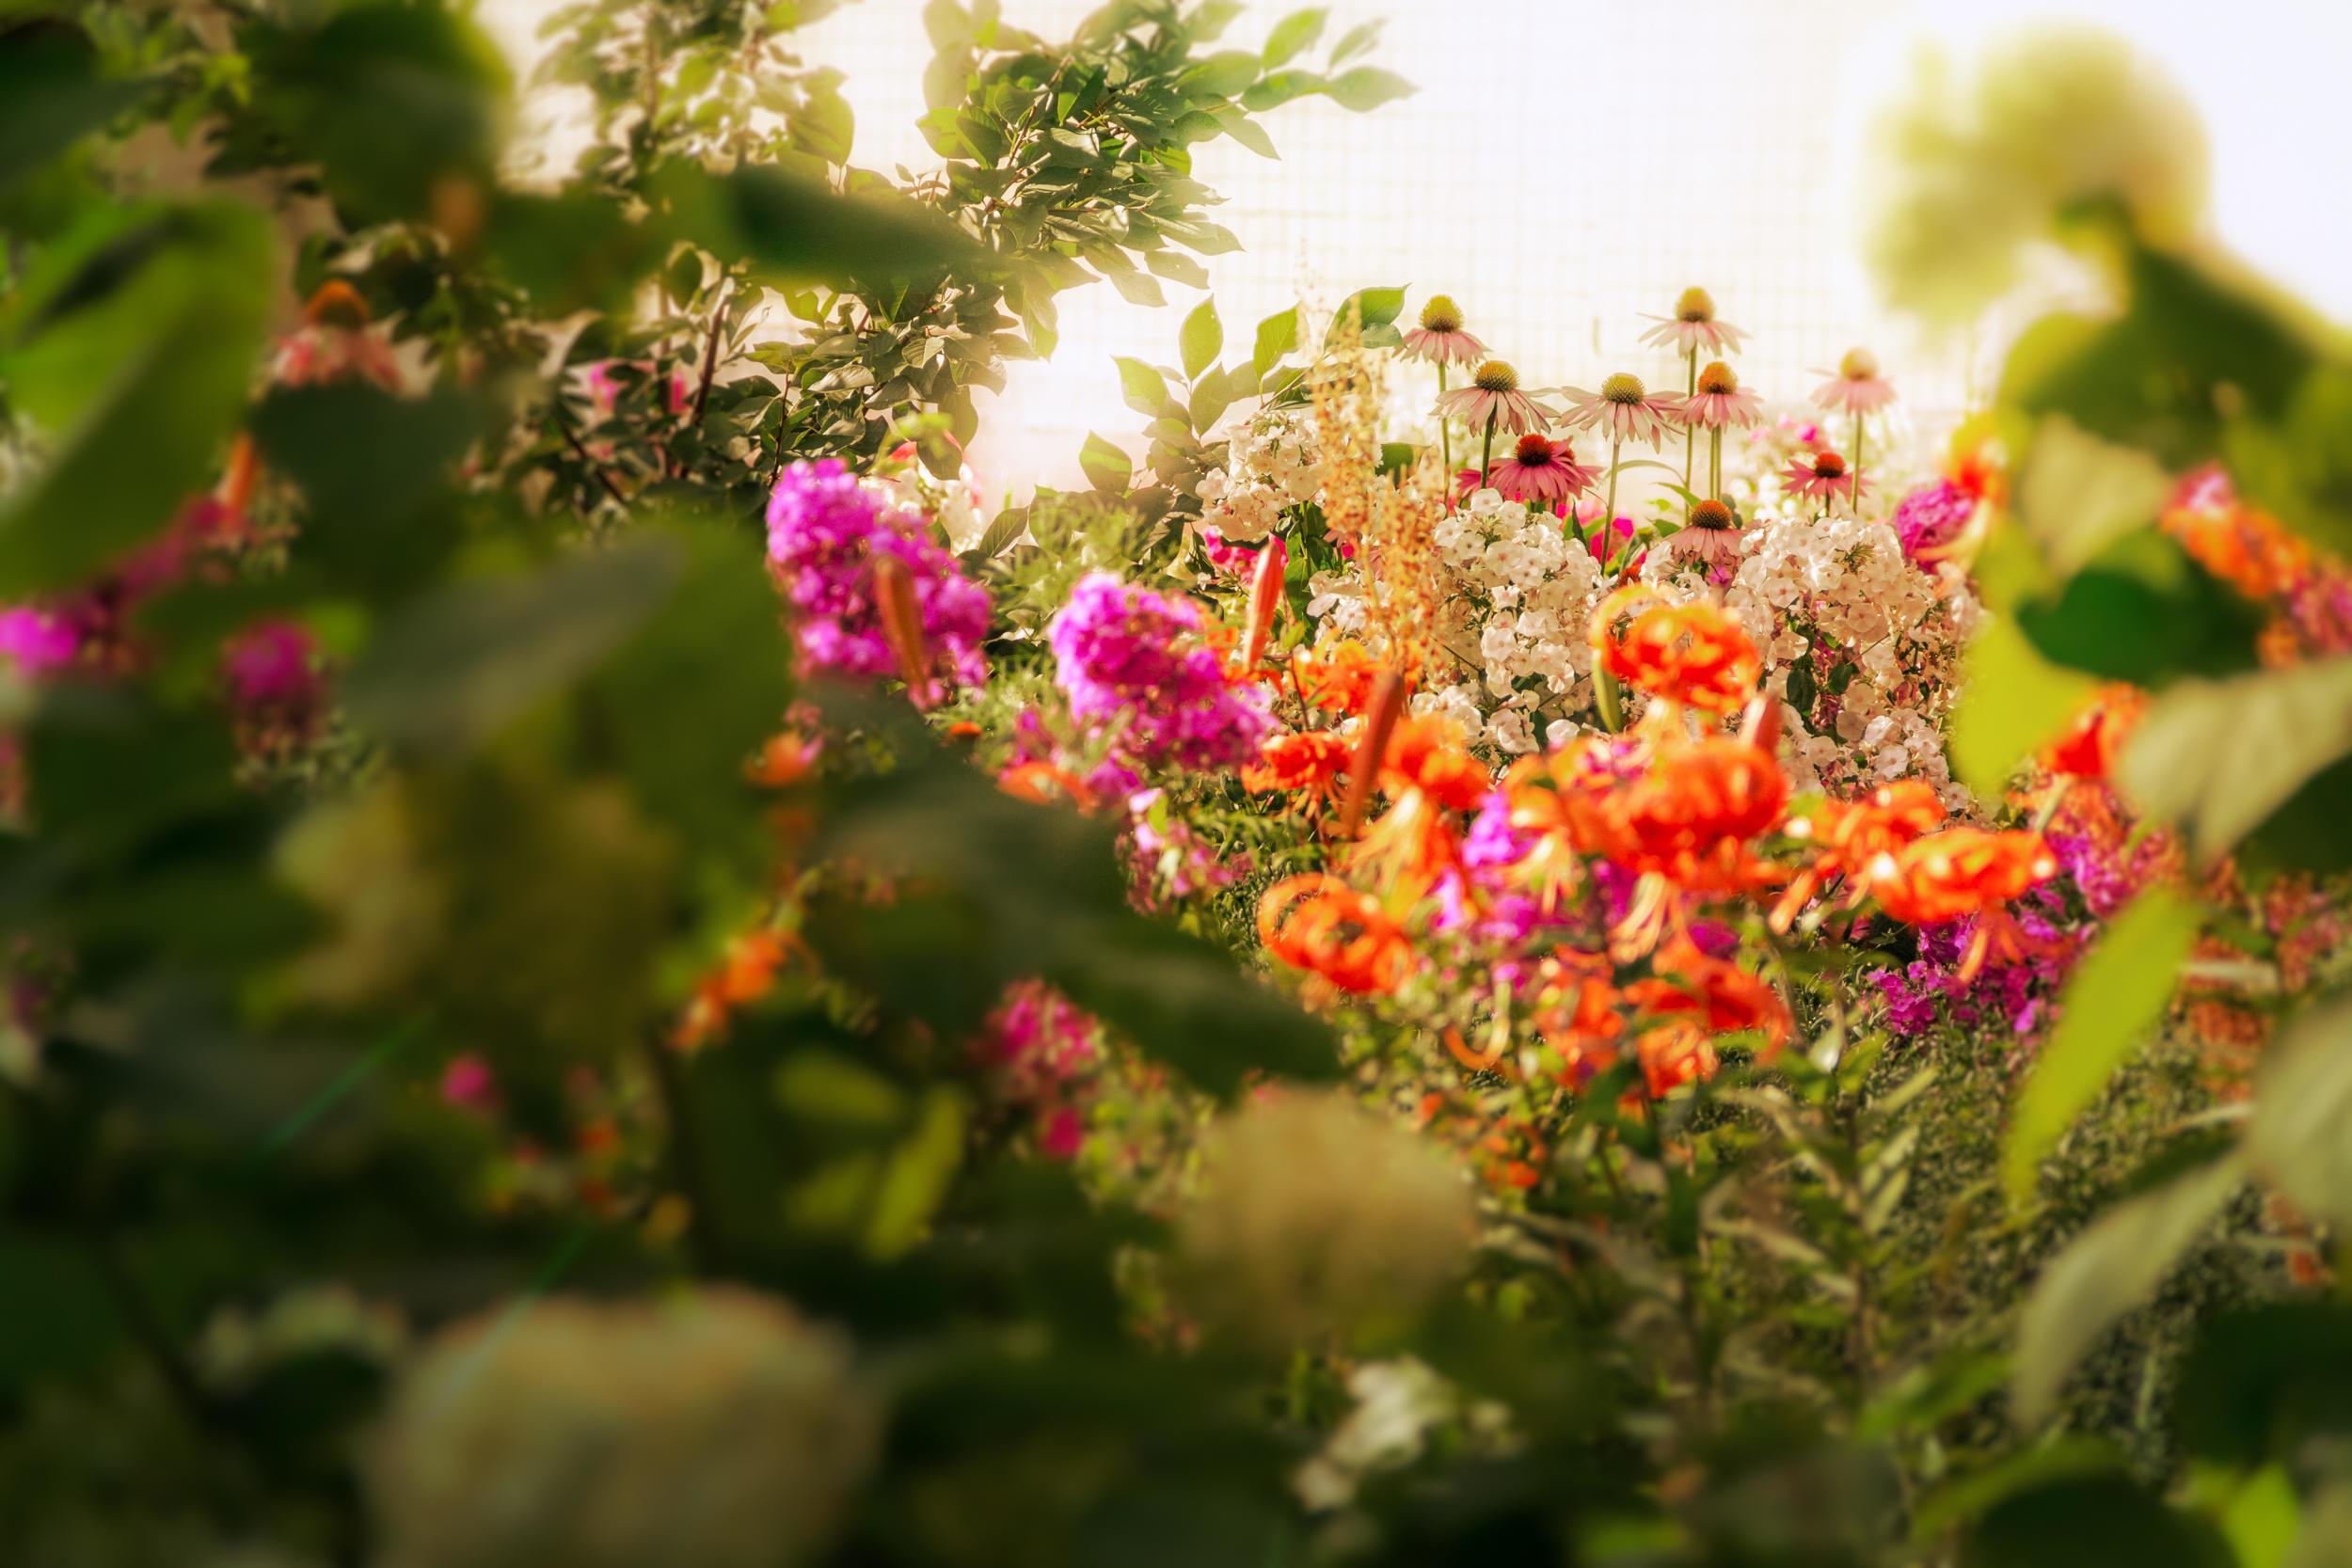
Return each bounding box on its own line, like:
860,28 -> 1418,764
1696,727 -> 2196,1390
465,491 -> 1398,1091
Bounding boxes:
1438,363 -> 1452,478
1479,410 -> 1497,489
1852,411 -> 1865,496
1708,427 -> 1722,499
1682,349 -> 1696,491
1604,436 -> 1622,523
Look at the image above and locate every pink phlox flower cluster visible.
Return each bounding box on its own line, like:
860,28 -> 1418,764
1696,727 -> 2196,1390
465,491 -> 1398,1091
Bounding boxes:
765,459 -> 991,687
1045,571 -> 1271,771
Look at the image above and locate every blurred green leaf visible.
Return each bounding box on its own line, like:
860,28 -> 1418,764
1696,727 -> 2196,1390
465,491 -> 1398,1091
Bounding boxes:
2014,416 -> 2176,577
2011,530 -> 2265,686
2005,889 -> 2203,1203
484,189 -> 671,316
2227,361 -> 2352,562
1324,66 -> 1414,113
1948,613 -> 2099,796
2175,1304 -> 2352,1468
2011,1149 -> 2245,1423
0,18 -> 145,192
346,540 -> 683,757
1963,1474 -> 2233,1568
245,0 -> 511,223
1327,19 -> 1384,66
657,162 -> 980,287
1261,8 -> 1327,69
0,202 -> 271,594
2248,991 -> 2352,1228
2119,655 -> 2352,865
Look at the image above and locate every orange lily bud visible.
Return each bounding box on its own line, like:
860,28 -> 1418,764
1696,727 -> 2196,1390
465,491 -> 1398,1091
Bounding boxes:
1337,668 -> 1407,839
1236,535 -> 1288,674
871,552 -> 933,707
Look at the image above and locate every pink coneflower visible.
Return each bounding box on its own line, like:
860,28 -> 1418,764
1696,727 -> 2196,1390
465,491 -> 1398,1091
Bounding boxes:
1401,295 -> 1486,367
1639,287 -> 1748,357
1560,372 -> 1678,446
1678,361 -> 1763,498
1781,449 -> 1868,509
1487,434 -> 1599,506
1668,498 -> 1745,580
1676,361 -> 1763,432
1812,347 -> 1897,418
1435,359 -> 1551,438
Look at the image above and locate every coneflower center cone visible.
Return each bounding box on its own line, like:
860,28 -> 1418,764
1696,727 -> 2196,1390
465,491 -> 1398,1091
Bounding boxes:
1419,296 -> 1463,334
1473,360 -> 1518,393
1676,286 -> 1715,324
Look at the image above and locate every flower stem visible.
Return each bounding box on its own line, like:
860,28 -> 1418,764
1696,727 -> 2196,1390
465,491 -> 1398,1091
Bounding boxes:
1852,412 -> 1865,497
1605,437 -> 1622,524
1438,363 -> 1452,478
1479,410 -> 1497,489
1682,349 -> 1696,492
1709,427 -> 1722,499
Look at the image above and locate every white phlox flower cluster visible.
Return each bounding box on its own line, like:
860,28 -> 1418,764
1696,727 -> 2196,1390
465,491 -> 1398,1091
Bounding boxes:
1200,407 -> 1325,542
1644,509 -> 1980,805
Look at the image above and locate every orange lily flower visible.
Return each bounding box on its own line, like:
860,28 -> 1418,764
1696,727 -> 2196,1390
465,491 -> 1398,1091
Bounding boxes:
1772,779 -> 1946,930
1257,874 -> 1415,995
1291,635 -> 1387,717
1865,828 -> 2060,984
1589,584 -> 1763,716
2040,686 -> 2144,781
997,760 -> 1099,811
1242,730 -> 1354,800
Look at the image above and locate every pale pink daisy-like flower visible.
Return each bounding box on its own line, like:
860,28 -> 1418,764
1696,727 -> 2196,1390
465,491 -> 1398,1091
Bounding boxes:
1486,434 -> 1598,505
1435,359 -> 1551,436
1400,295 -> 1487,367
1665,498 -> 1745,578
1638,286 -> 1748,356
1560,372 -> 1678,445
1811,347 -> 1897,417
1780,449 -> 1869,506
1674,360 -> 1764,431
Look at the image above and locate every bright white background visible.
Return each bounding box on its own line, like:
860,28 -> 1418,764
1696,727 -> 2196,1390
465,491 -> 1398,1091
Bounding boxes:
483,0 -> 2352,502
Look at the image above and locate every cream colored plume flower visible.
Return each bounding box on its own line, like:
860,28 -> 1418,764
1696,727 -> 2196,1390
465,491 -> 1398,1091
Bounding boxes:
1864,26 -> 2208,325
368,1289 -> 882,1568
1177,1089 -> 1476,1349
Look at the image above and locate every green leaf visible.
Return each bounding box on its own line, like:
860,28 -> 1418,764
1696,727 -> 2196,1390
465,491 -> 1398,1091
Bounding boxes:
2248,991 -> 2352,1228
2011,1149 -> 2246,1423
2119,655 -> 2352,864
1180,50 -> 1261,99
657,163 -> 978,286
2014,416 -> 2177,577
483,189 -> 671,315
2011,530 -> 2265,686
1326,285 -> 1406,348
346,539 -> 684,757
1326,18 -> 1384,66
1189,367 -> 1237,436
1239,70 -> 1324,113
2001,240 -> 2319,473
1323,66 -> 1414,113
2175,1304 -> 2352,1467
1251,305 -> 1298,377
1146,248 -> 1210,290
963,505 -> 1029,563
2004,889 -> 2204,1203
1948,613 -> 2101,796
2227,361 -> 2352,562
1261,8 -> 1327,69
1079,432 -> 1132,494
1179,297 -> 1223,382
1963,1474 -> 2233,1568
1113,356 -> 1172,419
0,19 -> 146,192
1106,267 -> 1166,308
1212,104 -> 1278,159
0,201 -> 272,595
244,0 -> 512,223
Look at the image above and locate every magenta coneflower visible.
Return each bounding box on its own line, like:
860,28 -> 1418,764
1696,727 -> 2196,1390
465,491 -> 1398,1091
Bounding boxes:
1780,449 -> 1868,510
1401,295 -> 1486,367
1561,372 -> 1678,446
1487,434 -> 1599,506
1812,348 -> 1897,418
1639,287 -> 1748,357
